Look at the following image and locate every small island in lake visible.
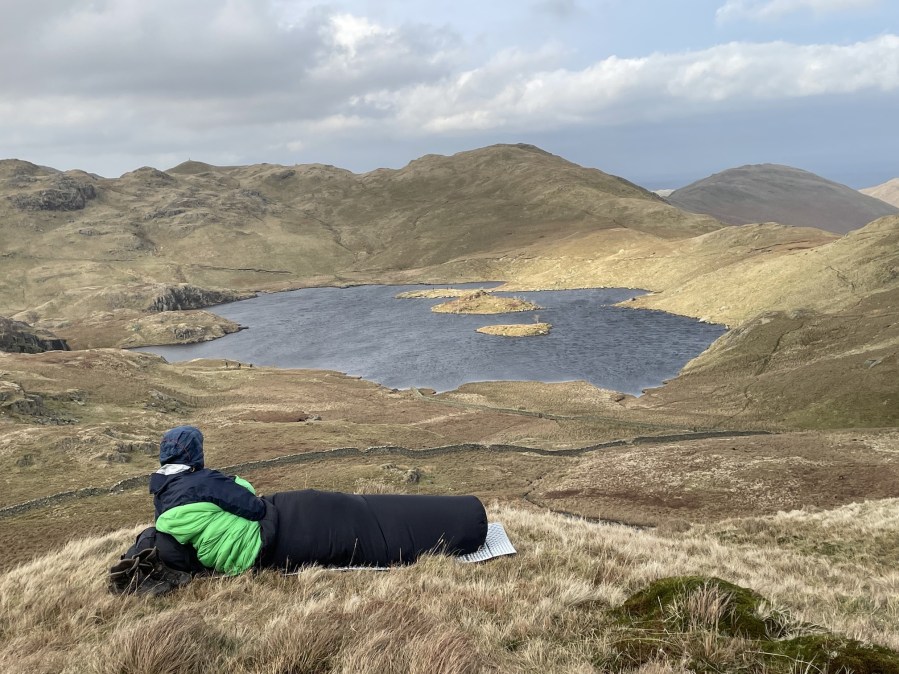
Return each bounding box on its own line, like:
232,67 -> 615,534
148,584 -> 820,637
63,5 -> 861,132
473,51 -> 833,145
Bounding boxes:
476,322 -> 552,337
395,288 -> 489,299
431,290 -> 541,314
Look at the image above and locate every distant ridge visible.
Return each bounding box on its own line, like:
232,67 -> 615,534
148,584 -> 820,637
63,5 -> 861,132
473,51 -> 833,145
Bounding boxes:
0,143 -> 722,321
165,159 -> 224,175
861,177 -> 899,208
667,164 -> 899,234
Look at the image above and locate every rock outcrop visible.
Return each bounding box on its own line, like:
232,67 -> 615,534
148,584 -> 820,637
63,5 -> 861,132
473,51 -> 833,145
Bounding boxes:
119,310 -> 244,348
8,175 -> 97,211
0,316 -> 69,353
146,284 -> 250,312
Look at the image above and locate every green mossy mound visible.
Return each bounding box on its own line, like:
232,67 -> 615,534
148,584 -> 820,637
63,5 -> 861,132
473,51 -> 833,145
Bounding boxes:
616,575 -> 784,638
611,576 -> 899,673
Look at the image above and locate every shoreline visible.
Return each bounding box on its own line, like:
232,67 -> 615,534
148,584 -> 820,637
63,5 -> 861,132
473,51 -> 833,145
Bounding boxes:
124,280 -> 727,400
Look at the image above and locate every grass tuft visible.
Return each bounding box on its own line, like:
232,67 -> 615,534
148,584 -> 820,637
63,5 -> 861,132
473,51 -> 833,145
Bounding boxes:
90,611 -> 231,674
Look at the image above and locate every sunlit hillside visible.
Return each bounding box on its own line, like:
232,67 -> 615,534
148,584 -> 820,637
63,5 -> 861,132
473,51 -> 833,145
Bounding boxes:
2,145 -> 898,674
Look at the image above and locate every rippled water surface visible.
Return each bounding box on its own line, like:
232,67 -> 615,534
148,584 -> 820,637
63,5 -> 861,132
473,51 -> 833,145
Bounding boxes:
140,284 -> 725,395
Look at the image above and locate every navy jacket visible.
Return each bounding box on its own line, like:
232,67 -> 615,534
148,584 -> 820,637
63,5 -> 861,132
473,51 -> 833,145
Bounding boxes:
151,425 -> 266,521
150,468 -> 266,520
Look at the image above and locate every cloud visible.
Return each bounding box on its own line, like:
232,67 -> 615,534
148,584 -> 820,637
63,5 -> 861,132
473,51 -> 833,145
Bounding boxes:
359,35 -> 899,134
716,0 -> 880,22
1,1 -> 897,176
0,1 -> 459,105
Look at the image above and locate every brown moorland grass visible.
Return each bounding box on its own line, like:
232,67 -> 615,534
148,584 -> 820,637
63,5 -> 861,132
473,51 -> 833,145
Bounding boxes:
0,348 -> 711,509
528,430 -> 899,525
7,429 -> 898,574
2,502 -> 899,673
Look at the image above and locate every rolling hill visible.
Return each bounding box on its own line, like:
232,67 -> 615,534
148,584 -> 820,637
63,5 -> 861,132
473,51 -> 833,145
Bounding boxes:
666,163 -> 898,233
0,144 -> 719,321
2,144 -> 896,428
861,177 -> 899,207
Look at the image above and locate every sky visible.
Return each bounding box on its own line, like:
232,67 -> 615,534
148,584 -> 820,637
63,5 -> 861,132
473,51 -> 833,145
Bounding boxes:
1,0 -> 897,189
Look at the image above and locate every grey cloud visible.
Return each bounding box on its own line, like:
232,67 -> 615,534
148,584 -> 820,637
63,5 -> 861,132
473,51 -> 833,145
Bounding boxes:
369,35 -> 899,135
0,1 -> 464,175
0,1 -> 459,111
1,2 -> 321,100
530,0 -> 587,19
1,1 -> 896,186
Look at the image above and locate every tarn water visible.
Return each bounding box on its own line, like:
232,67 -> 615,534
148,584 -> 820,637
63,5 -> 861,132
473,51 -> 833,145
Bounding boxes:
139,284 -> 725,395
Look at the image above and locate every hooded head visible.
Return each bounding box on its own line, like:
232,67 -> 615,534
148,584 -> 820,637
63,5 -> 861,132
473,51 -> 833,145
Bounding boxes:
159,426 -> 204,469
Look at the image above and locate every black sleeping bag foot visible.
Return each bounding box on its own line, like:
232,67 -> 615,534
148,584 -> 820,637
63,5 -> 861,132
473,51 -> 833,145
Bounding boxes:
258,489 -> 487,571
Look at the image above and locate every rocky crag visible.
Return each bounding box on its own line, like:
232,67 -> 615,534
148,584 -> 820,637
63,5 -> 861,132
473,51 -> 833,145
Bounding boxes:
0,316 -> 69,353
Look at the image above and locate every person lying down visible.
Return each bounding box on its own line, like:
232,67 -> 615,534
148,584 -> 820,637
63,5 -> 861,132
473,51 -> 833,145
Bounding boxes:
110,426 -> 489,595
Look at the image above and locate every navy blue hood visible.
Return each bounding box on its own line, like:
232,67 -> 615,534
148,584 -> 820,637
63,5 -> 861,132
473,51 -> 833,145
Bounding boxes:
160,426 -> 204,469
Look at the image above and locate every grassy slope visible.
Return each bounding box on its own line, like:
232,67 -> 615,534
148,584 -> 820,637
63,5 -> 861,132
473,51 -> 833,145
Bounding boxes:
2,146 -> 899,672
627,217 -> 899,428
468,217 -> 898,428
2,501 -> 899,673
635,286 -> 899,428
862,177 -> 899,207
632,215 -> 899,325
0,349 -> 689,512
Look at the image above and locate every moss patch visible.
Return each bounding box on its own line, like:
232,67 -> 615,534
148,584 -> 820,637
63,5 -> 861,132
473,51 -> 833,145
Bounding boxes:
611,576 -> 899,673
771,635 -> 899,674
616,575 -> 782,639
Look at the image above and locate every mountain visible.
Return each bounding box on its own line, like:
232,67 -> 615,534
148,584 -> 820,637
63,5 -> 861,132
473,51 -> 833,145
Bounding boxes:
620,215 -> 899,427
1,144 -> 896,427
861,177 -> 899,207
666,164 -> 899,234
0,144 -> 720,327
482,222 -> 837,320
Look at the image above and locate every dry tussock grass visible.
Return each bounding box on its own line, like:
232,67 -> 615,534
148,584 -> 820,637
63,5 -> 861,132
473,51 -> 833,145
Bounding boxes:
705,498 -> 899,572
2,502 -> 898,673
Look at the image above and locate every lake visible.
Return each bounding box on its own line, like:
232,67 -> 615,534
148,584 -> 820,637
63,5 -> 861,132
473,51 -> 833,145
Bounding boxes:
139,284 -> 726,395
